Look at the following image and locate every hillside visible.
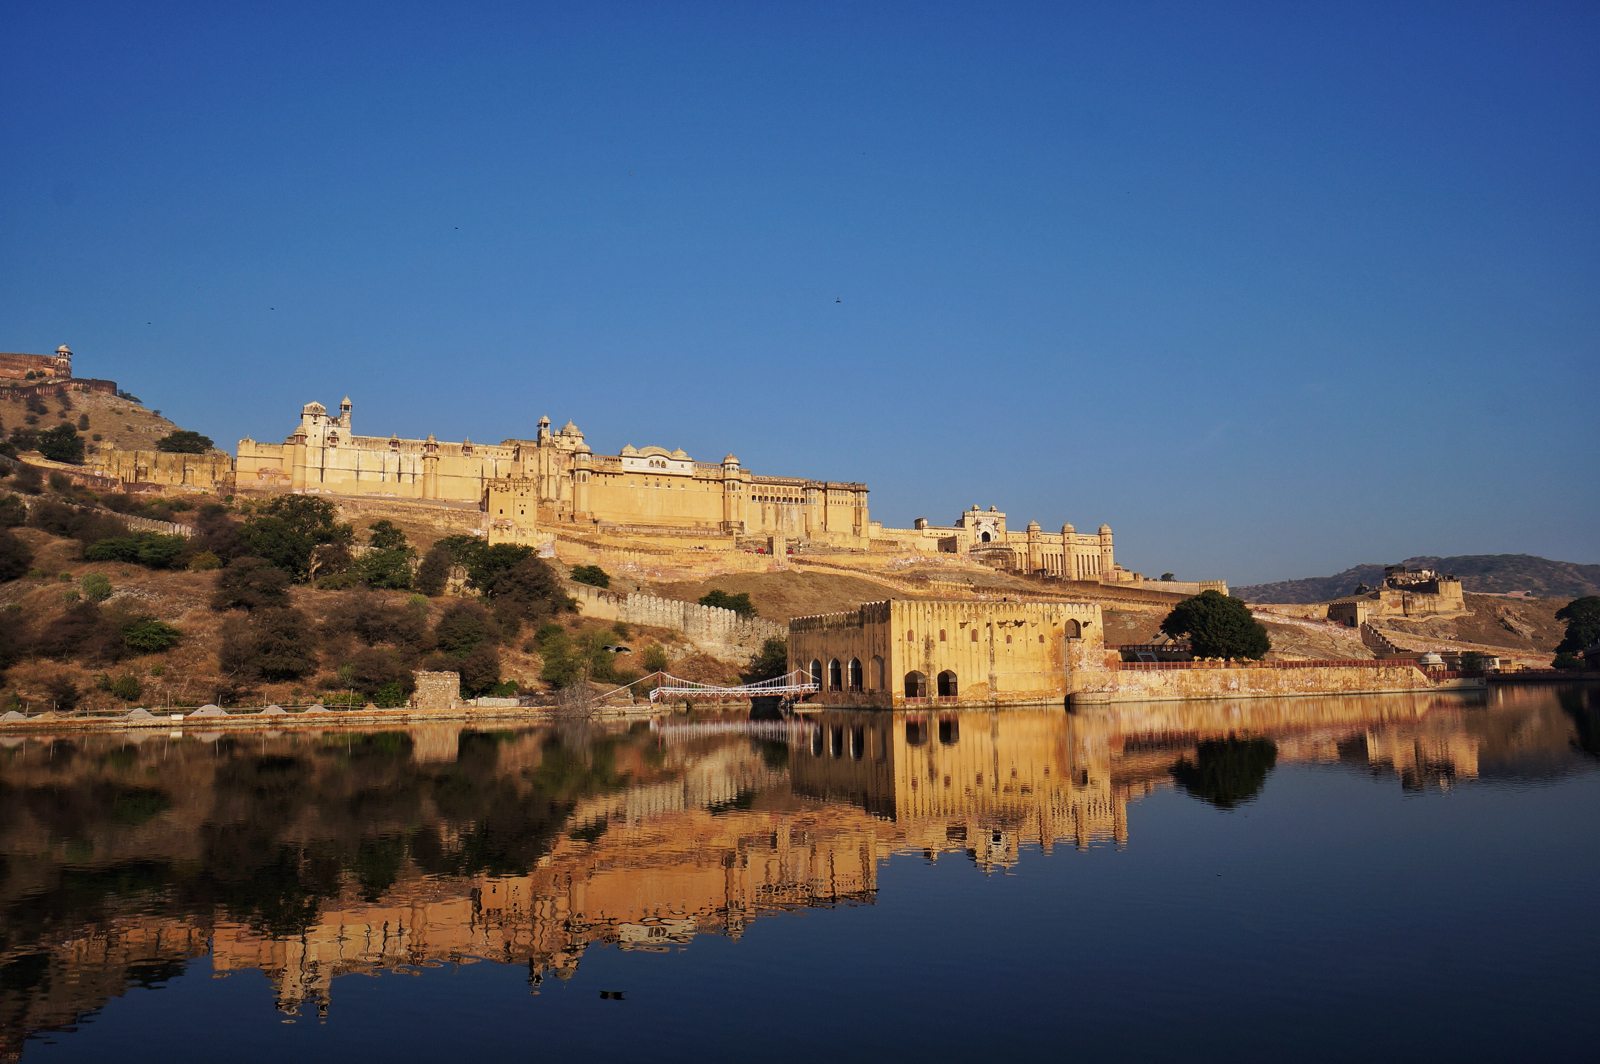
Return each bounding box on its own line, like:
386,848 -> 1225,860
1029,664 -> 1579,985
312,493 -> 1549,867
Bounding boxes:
0,381 -> 201,455
1237,554 -> 1600,604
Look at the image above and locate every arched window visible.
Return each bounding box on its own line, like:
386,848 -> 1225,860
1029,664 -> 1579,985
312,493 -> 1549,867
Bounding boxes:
904,671 -> 928,699
809,659 -> 823,686
939,629 -> 947,642
828,659 -> 843,691
980,531 -> 992,543
1065,619 -> 1082,640
871,655 -> 885,690
907,629 -> 915,642
847,658 -> 863,692
971,628 -> 979,642
937,670 -> 958,698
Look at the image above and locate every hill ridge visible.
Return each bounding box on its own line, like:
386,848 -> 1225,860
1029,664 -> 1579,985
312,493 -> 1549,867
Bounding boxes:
1237,553 -> 1600,604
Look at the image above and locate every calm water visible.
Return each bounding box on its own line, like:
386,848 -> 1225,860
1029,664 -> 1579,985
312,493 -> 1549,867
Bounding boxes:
2,686 -> 1598,1062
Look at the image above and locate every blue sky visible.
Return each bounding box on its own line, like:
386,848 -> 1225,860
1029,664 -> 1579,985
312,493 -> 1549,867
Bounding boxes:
3,1 -> 1596,584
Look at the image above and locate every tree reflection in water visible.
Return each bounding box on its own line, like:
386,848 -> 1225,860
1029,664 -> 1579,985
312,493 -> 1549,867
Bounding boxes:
1170,738 -> 1279,809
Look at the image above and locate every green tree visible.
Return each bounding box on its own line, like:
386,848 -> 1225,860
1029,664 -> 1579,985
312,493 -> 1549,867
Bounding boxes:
571,564 -> 610,589
213,556 -> 293,611
219,608 -> 317,682
240,496 -> 352,581
34,424 -> 85,464
1159,590 -> 1271,660
154,429 -> 215,453
700,589 -> 756,617
414,540 -> 455,596
357,521 -> 416,590
1555,596 -> 1600,656
741,637 -> 789,684
434,602 -> 498,657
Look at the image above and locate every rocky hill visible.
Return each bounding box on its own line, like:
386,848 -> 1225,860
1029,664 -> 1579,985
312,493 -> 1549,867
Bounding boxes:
0,380 -> 197,455
1238,555 -> 1600,604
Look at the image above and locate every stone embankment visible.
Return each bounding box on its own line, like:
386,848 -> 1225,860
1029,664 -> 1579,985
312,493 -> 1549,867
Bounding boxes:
1071,659 -> 1482,704
567,582 -> 786,659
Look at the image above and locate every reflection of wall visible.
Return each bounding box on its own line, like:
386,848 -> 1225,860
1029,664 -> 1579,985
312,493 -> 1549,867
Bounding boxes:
791,710 -> 1128,862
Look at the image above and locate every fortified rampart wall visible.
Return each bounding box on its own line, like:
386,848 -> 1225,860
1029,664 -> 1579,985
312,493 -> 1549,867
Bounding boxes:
568,583 -> 786,659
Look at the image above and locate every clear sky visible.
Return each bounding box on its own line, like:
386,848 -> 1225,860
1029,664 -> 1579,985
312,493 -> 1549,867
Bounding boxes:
3,1 -> 1596,584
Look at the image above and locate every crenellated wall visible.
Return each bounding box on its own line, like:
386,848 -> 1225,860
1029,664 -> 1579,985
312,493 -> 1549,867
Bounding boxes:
567,583 -> 786,659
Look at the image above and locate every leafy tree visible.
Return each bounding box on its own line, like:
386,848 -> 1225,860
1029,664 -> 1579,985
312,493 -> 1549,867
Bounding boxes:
484,554 -> 569,631
414,540 -> 455,596
34,424 -> 85,464
85,532 -> 187,569
434,602 -> 498,657
213,556 -> 293,611
700,589 -> 756,617
455,645 -> 502,697
357,521 -> 415,590
571,564 -> 610,589
154,429 -> 215,453
1160,572 -> 1175,581
0,528 -> 32,582
220,608 -> 317,682
640,644 -> 669,673
1171,738 -> 1278,809
741,637 -> 789,683
1159,590 -> 1270,660
1555,596 -> 1600,655
241,496 -> 352,581
345,647 -> 416,701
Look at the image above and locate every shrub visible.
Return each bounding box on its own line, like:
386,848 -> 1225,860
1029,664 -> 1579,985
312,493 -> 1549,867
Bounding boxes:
77,413 -> 90,431
121,617 -> 182,655
213,556 -> 292,611
641,644 -> 669,673
0,495 -> 24,528
84,532 -> 187,569
45,674 -> 81,712
0,528 -> 33,583
81,573 -> 113,602
699,589 -> 757,617
345,646 -> 415,701
11,465 -> 42,495
187,550 -> 222,572
100,673 -> 144,701
571,564 -> 610,589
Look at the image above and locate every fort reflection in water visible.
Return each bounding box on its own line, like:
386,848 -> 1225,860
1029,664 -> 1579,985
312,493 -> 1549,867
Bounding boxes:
1,685 -> 1596,1057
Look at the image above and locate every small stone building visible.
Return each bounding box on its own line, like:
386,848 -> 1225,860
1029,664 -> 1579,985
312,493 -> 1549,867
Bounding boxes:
788,598 -> 1105,708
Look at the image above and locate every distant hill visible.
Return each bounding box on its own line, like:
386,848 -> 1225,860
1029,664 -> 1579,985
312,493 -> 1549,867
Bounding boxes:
1238,555 -> 1600,604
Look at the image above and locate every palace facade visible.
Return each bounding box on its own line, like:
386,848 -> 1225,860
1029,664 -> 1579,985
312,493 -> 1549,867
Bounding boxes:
235,399 -> 870,545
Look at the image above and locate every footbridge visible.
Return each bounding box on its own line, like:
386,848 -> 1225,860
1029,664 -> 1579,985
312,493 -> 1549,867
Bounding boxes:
589,670 -> 819,706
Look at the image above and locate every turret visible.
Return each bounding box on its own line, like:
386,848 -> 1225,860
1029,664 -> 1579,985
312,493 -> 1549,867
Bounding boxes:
1098,523 -> 1114,579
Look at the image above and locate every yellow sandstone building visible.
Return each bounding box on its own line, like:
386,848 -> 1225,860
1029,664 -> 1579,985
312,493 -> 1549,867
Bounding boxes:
235,398 -> 870,545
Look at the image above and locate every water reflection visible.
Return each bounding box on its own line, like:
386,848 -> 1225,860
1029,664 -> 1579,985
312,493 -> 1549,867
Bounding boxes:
1,685 -> 1596,1057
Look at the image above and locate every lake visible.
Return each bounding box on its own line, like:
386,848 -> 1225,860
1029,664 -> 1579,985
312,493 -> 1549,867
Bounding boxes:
2,685 -> 1597,1062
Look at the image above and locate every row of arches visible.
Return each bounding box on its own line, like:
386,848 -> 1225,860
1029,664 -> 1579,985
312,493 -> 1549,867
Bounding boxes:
810,657 -> 886,693
903,670 -> 958,698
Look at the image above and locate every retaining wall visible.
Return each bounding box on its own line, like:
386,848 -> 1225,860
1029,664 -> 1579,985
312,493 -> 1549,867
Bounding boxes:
1070,661 -> 1474,704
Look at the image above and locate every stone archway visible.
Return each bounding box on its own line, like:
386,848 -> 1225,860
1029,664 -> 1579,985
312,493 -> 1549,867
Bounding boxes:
904,671 -> 928,699
937,670 -> 958,698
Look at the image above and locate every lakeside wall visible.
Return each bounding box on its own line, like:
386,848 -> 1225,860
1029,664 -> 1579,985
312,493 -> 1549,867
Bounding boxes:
1069,660 -> 1479,704
568,583 -> 786,659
